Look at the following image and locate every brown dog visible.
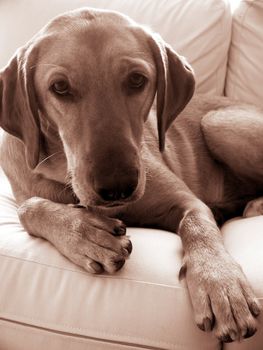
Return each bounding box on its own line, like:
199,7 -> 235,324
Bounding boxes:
0,8 -> 262,343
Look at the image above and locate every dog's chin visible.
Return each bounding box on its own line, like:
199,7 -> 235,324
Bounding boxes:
77,196 -> 137,210
98,201 -> 128,208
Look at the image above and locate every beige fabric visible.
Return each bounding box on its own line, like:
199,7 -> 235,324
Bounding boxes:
0,0 -> 231,95
222,218 -> 263,349
225,0 -> 263,107
0,168 -> 219,350
1,168 -> 263,349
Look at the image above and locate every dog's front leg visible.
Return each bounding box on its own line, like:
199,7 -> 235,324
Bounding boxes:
178,204 -> 261,342
18,197 -> 132,273
126,174 -> 261,342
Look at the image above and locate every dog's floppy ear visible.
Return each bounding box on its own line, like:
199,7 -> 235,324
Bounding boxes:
0,46 -> 40,169
149,34 -> 195,151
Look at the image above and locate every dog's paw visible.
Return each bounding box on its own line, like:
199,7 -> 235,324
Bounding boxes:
243,197 -> 263,218
68,233 -> 132,274
18,198 -> 132,274
183,252 -> 261,342
54,206 -> 132,274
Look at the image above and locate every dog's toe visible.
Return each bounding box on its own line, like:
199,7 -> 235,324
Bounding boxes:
244,327 -> 257,339
114,222 -> 126,236
219,332 -> 236,343
197,316 -> 215,332
114,258 -> 126,271
125,239 -> 133,254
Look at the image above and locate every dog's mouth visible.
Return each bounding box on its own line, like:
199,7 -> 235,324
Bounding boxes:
98,202 -> 128,208
75,196 -> 136,210
95,197 -> 135,208
86,188 -> 141,208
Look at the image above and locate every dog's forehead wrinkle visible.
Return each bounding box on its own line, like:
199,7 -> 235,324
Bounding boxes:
32,12 -> 153,83
45,7 -> 134,33
35,35 -> 153,89
39,29 -> 144,61
42,7 -> 136,43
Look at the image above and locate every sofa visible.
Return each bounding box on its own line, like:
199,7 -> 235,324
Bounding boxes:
0,0 -> 262,349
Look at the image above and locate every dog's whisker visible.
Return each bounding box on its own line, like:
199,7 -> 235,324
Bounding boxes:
57,185 -> 70,198
57,178 -> 77,200
65,181 -> 73,191
65,170 -> 73,186
36,151 -> 63,169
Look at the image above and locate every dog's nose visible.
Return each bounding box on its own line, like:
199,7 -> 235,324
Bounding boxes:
94,172 -> 138,202
98,184 -> 137,202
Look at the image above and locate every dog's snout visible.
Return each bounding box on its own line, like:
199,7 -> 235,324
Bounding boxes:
94,170 -> 139,202
98,184 -> 136,202
90,142 -> 141,203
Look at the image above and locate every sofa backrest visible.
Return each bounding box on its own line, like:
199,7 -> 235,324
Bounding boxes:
225,0 -> 263,108
0,0 -> 231,96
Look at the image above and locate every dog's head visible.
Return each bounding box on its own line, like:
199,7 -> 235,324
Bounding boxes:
0,8 -> 195,207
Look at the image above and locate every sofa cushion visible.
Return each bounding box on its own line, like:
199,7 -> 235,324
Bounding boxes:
0,168 -> 219,350
1,164 -> 263,349
0,0 -> 231,95
225,0 -> 263,107
1,167 -> 263,350
221,218 -> 263,350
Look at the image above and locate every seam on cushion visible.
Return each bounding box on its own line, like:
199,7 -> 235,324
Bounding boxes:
189,0 -> 230,95
0,252 -> 185,289
190,1 -> 225,93
0,318 -> 169,350
0,323 -> 164,350
219,1 -> 232,95
216,0 -> 231,95
1,300 -> 261,348
0,315 -> 189,350
227,0 -> 252,99
233,0 -> 252,98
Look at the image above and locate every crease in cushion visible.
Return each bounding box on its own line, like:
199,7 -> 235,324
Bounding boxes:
0,168 -> 219,350
0,318 -> 183,350
0,0 -> 231,95
225,0 -> 263,107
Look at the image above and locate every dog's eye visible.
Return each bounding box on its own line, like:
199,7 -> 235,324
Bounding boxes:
128,73 -> 147,89
52,80 -> 70,96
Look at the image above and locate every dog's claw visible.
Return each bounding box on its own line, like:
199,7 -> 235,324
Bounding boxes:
114,259 -> 125,271
178,263 -> 187,280
203,317 -> 213,332
250,301 -> 261,317
114,224 -> 126,235
125,239 -> 133,254
220,334 -> 234,343
244,327 -> 257,339
90,261 -> 104,273
197,316 -> 214,332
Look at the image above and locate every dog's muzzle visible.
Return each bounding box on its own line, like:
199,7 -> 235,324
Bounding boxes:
93,168 -> 139,203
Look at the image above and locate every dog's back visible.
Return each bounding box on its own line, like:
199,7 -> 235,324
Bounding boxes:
144,94 -> 263,222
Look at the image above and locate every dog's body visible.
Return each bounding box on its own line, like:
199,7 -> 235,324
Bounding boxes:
0,8 -> 262,343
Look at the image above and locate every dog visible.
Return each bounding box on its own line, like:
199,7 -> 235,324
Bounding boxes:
0,7 -> 262,343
